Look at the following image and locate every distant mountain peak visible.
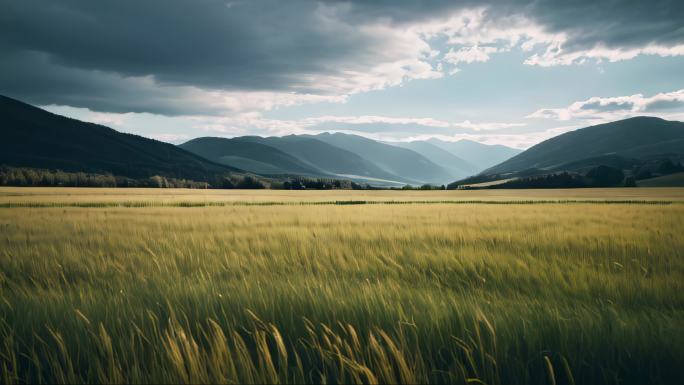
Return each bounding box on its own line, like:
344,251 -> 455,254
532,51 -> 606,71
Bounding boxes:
425,138 -> 522,172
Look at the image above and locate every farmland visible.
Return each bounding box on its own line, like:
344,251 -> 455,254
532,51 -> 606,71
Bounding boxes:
0,188 -> 683,384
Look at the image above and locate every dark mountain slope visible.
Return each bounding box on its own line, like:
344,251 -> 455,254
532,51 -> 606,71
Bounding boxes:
0,95 -> 239,180
179,137 -> 327,177
485,117 -> 684,175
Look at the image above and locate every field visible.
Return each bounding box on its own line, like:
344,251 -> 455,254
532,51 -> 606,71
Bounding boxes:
1,188 -> 683,384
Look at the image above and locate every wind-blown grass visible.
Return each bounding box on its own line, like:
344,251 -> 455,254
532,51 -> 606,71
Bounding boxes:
0,190 -> 683,384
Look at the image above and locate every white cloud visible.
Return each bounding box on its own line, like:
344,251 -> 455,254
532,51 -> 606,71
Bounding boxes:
302,115 -> 452,128
525,42 -> 684,67
528,89 -> 684,121
444,45 -> 498,65
451,120 -> 525,131
148,133 -> 191,143
216,91 -> 347,114
414,8 -> 684,71
416,8 -> 557,48
190,114 -> 525,136
412,8 -> 563,74
299,115 -> 525,132
291,4 -> 444,96
188,115 -> 305,137
85,111 -> 129,126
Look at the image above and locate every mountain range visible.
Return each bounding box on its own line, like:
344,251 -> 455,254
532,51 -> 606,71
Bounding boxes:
386,141 -> 479,179
180,132 -> 519,185
2,94 -> 683,188
234,135 -> 407,183
427,139 -> 523,171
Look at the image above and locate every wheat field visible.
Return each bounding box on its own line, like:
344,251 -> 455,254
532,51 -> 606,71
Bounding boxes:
1,188 -> 683,384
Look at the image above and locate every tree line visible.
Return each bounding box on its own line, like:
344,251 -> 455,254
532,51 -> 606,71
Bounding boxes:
450,158 -> 684,190
0,166 -> 381,190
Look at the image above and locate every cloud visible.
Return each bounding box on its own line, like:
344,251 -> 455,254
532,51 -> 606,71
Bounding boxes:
524,43 -> 684,66
188,114 -> 525,136
85,112 -> 128,127
0,0 -> 441,114
1,0 -> 683,117
528,89 -> 684,121
1,51 -> 346,116
148,133 -> 192,144
451,120 -> 525,131
296,115 -> 525,133
412,5 -> 684,70
302,115 -> 452,128
644,91 -> 684,111
444,45 -> 499,66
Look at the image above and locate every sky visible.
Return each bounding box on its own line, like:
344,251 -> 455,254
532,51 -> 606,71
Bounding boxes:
2,0 -> 684,149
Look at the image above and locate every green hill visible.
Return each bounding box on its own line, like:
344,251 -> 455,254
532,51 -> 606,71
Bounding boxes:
179,137 -> 328,177
485,117 -> 684,175
0,95 -> 239,180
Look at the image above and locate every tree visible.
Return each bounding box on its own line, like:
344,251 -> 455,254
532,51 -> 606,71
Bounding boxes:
149,175 -> 164,188
236,176 -> 266,189
635,168 -> 652,180
585,165 -> 625,187
658,159 -> 684,175
623,176 -> 637,187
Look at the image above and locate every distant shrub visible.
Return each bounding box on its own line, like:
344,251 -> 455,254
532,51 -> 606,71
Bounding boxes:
235,175 -> 267,189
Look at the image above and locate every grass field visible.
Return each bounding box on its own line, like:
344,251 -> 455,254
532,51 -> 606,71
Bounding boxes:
1,188 -> 683,384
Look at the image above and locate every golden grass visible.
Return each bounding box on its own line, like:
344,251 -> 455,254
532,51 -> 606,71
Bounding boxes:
2,186 -> 684,204
0,188 -> 683,384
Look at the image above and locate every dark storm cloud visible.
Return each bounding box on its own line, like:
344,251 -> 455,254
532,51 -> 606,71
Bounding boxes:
0,50 -> 229,115
515,0 -> 684,51
1,0 -> 683,115
322,0 -> 684,50
0,1 -> 362,90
